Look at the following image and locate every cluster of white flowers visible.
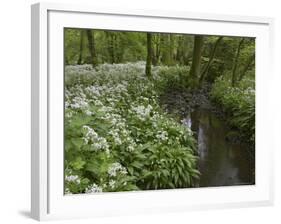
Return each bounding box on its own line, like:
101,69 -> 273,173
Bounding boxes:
156,130 -> 169,141
108,180 -> 116,189
107,162 -> 128,177
97,61 -> 146,78
85,85 -> 101,98
93,99 -> 104,106
70,95 -> 89,109
82,125 -> 109,153
65,86 -> 93,119
244,87 -> 255,95
101,112 -> 121,125
125,137 -> 137,152
101,111 -> 137,151
108,129 -> 122,145
131,104 -> 153,121
65,62 -> 151,88
65,187 -> 72,194
65,175 -> 81,184
85,183 -> 103,193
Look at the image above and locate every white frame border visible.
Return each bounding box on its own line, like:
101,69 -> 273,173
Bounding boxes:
31,2 -> 274,221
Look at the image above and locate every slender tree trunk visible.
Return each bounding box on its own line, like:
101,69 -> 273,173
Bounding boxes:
114,34 -> 124,63
199,36 -> 223,85
161,35 -> 171,65
231,37 -> 245,86
238,52 -> 255,81
86,30 -> 97,68
152,35 -> 157,66
77,30 -> 84,65
155,34 -> 161,65
145,33 -> 152,78
183,36 -> 191,66
189,35 -> 204,88
176,36 -> 183,64
169,34 -> 174,65
105,32 -> 115,63
111,34 -> 115,63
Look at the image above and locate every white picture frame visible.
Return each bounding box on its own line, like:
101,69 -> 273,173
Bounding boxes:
31,2 -> 274,221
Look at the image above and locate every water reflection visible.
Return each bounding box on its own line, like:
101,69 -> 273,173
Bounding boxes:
183,109 -> 255,187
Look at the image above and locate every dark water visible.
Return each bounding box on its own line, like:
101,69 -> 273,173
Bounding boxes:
182,108 -> 255,187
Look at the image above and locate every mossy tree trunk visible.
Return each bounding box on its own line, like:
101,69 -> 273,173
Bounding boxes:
189,35 -> 204,88
77,30 -> 84,65
231,37 -> 245,86
155,34 -> 161,65
86,29 -> 98,68
145,33 -> 152,78
199,36 -> 223,85
238,52 -> 255,81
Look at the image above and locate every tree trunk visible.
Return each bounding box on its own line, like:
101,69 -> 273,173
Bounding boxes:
231,38 -> 245,86
176,36 -> 184,65
183,36 -> 191,66
189,35 -> 204,87
155,34 -> 161,65
145,33 -> 152,78
161,35 -> 171,65
169,34 -> 174,65
86,30 -> 97,68
77,30 -> 84,65
152,35 -> 158,66
238,52 -> 255,81
114,33 -> 124,63
106,32 -> 115,64
199,36 -> 223,85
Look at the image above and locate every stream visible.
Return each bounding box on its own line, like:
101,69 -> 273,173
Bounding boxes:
182,108 -> 255,187
160,88 -> 255,187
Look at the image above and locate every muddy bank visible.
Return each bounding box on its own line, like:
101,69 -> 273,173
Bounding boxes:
159,85 -> 252,145
159,85 -> 213,117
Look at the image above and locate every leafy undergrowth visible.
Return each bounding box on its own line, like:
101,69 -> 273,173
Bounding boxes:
64,62 -> 199,194
211,75 -> 255,144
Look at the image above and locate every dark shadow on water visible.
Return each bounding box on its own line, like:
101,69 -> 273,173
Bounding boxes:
184,108 -> 255,187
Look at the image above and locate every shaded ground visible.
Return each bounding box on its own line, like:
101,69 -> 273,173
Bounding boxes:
159,84 -> 213,117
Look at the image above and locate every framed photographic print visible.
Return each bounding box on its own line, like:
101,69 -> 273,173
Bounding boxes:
31,2 -> 274,221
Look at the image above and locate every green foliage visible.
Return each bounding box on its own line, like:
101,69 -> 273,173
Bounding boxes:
65,29 -> 147,65
64,62 -> 199,194
64,28 -> 256,193
154,65 -> 191,90
211,75 -> 255,143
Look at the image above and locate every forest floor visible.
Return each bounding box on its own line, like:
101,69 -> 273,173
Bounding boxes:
160,83 -> 213,117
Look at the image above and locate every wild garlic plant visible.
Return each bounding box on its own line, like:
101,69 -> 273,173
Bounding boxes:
211,76 -> 255,143
64,62 -> 199,194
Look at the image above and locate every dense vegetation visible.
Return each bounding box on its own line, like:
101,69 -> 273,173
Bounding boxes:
211,76 -> 255,143
64,63 -> 199,193
64,28 -> 255,194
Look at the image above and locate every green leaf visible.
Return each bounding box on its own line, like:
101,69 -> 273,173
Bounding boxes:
131,161 -> 143,169
71,138 -> 84,150
70,157 -> 86,170
65,140 -> 73,152
127,167 -> 134,175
